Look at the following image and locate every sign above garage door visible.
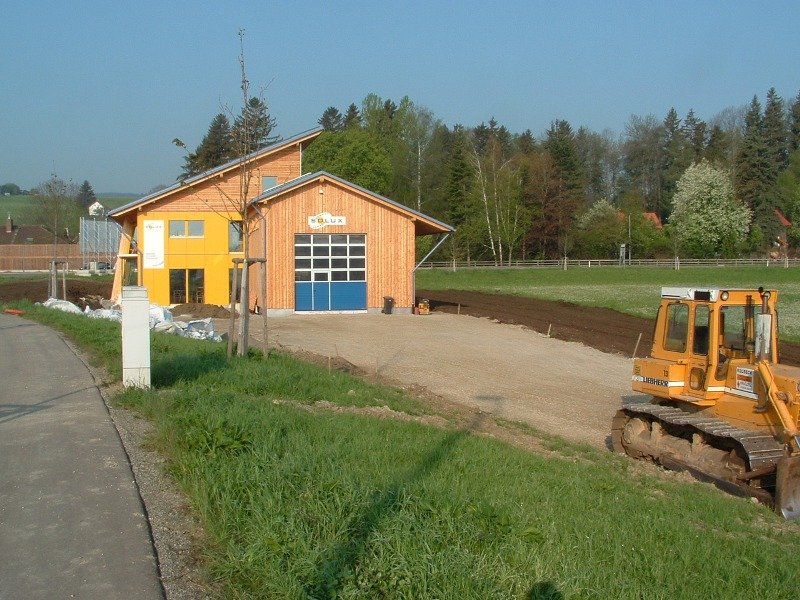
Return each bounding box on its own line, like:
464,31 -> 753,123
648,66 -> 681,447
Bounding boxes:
308,212 -> 347,229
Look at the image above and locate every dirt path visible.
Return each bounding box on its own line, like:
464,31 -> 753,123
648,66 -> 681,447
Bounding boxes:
251,312 -> 633,449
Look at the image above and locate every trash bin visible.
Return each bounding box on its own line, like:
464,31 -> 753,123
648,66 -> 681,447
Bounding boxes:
382,296 -> 394,314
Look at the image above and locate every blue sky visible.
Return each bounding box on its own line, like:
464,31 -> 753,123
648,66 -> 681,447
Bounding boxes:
2,1 -> 798,194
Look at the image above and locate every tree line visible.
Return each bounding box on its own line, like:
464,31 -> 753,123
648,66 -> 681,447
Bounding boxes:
183,88 -> 800,261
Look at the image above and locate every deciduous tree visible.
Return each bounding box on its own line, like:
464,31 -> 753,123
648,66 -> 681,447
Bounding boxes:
669,160 -> 750,257
303,129 -> 392,194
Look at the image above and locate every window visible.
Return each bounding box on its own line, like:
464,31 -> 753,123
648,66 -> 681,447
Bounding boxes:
664,303 -> 689,353
294,233 -> 367,283
720,305 -> 747,350
261,176 -> 278,191
187,220 -> 204,237
169,220 -> 204,238
693,305 -> 710,356
169,221 -> 184,237
169,269 -> 204,304
229,221 -> 243,252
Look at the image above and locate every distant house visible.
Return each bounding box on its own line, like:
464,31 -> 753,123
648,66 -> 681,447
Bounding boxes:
773,208 -> 792,257
616,211 -> 664,229
643,212 -> 663,229
88,201 -> 106,217
1,214 -> 69,245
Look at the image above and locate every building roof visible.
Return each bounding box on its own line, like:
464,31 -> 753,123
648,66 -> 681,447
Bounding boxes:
250,171 -> 455,236
775,208 -> 792,228
643,212 -> 663,229
0,223 -> 69,245
108,127 -> 323,219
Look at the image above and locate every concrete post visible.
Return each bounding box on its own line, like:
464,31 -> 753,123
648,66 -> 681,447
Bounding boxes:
121,286 -> 151,388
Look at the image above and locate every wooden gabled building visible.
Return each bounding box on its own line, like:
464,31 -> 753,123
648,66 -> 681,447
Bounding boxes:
108,128 -> 453,314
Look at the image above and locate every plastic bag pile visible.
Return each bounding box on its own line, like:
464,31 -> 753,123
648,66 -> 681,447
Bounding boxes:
40,298 -> 223,342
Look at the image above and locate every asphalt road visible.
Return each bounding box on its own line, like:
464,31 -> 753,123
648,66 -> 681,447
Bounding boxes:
0,312 -> 163,599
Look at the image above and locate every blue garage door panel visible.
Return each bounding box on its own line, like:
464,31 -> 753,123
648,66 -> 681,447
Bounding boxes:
312,282 -> 330,311
295,282 -> 313,311
331,282 -> 366,310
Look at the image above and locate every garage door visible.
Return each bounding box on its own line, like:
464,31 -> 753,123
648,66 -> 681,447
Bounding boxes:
294,233 -> 366,311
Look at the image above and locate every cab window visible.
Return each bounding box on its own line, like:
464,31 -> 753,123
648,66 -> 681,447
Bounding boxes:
664,303 -> 689,352
693,305 -> 710,355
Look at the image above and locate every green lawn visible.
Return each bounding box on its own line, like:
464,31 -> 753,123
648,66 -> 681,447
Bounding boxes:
7,300 -> 800,599
417,265 -> 800,342
1,194 -> 134,229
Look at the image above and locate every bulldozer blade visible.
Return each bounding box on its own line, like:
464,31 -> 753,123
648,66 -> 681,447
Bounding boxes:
776,456 -> 800,519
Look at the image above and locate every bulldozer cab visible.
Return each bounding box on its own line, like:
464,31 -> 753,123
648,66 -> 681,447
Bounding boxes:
644,288 -> 778,403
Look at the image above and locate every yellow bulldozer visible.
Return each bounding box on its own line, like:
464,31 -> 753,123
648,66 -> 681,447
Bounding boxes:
612,287 -> 800,518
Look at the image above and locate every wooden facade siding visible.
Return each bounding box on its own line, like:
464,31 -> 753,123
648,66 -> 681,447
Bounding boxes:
144,146 -> 302,215
256,179 -> 417,310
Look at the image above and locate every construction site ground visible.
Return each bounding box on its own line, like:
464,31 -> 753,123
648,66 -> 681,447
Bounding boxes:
5,277 -> 800,449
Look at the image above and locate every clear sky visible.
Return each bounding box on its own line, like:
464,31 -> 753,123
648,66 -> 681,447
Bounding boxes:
2,1 -> 798,194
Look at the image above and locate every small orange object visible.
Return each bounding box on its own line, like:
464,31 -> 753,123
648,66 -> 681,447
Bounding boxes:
3,308 -> 25,316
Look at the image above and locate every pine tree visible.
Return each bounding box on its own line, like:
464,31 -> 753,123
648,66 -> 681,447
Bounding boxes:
661,108 -> 690,207
763,87 -> 788,176
790,91 -> 800,152
515,129 -> 536,155
705,124 -> 729,166
77,180 -> 97,208
180,113 -> 234,180
681,109 -> 707,161
343,103 -> 361,129
445,126 -> 473,228
544,119 -> 584,204
233,97 -> 277,153
735,96 -> 772,236
318,106 -> 344,132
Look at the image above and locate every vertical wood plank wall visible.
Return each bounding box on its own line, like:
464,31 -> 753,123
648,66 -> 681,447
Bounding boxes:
262,179 -> 415,310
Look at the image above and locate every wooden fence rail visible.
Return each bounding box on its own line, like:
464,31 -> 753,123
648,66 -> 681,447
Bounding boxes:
419,257 -> 800,270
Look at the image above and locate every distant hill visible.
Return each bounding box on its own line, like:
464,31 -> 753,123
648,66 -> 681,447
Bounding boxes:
0,195 -> 136,241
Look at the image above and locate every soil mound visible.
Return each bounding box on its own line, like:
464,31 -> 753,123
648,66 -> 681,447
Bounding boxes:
0,278 -> 112,310
170,303 -> 231,319
417,288 -> 800,366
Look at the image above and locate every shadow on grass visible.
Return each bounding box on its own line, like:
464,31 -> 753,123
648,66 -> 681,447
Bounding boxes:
527,581 -> 563,599
305,412 -> 487,598
152,351 -> 229,387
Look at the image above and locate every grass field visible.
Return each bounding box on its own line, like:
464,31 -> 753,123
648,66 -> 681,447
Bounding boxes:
6,300 -> 800,599
417,265 -> 800,342
0,194 -> 134,230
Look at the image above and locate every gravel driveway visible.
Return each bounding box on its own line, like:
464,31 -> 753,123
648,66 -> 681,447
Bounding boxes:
251,312 -> 633,449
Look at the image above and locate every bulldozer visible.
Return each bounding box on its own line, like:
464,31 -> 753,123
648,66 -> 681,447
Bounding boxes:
612,287 -> 800,518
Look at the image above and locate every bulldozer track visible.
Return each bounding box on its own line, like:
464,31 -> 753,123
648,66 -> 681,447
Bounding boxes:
618,397 -> 786,471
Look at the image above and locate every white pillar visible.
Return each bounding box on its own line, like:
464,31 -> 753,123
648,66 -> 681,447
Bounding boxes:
121,286 -> 151,388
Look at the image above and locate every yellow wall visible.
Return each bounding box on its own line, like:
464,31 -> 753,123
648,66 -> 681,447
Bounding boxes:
111,141 -> 305,304
135,210 -> 241,306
